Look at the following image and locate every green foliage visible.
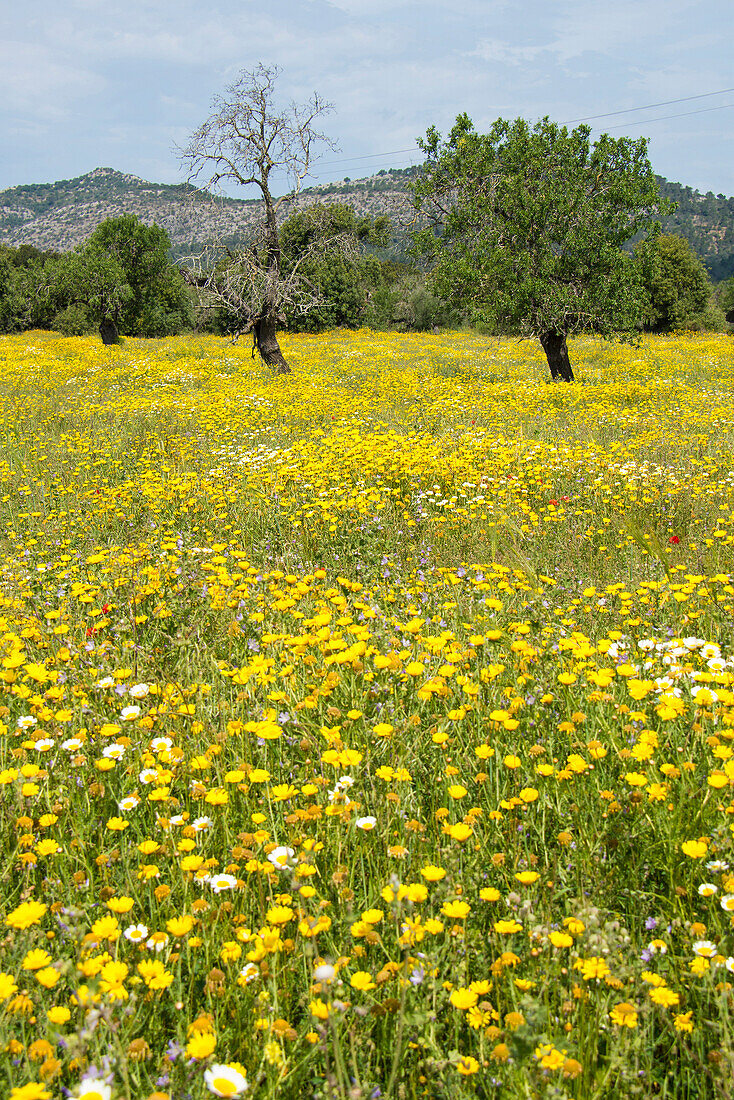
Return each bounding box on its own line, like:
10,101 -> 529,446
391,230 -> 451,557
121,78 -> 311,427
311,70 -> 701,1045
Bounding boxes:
364,270 -> 463,331
636,234 -> 716,332
655,177 -> 734,281
716,275 -> 734,325
279,203 -> 390,332
53,215 -> 193,338
410,115 -> 673,364
52,303 -> 97,337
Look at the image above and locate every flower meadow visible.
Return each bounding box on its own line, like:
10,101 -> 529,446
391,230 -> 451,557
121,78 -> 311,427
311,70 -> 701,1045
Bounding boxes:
1,328 -> 734,1100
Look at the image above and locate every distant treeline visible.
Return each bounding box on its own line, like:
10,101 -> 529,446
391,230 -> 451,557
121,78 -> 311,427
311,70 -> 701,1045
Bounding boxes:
1,208 -> 732,340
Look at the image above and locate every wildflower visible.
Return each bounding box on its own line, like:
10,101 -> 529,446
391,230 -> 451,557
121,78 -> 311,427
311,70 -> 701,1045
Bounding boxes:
6,899 -> 47,929
494,919 -> 522,934
22,949 -> 52,971
35,967 -> 61,989
210,874 -> 238,893
649,987 -> 680,1007
420,864 -> 446,881
442,900 -> 471,919
74,1079 -> 112,1100
10,1086 -> 52,1100
515,871 -> 540,885
355,816 -> 377,830
204,1063 -> 249,1096
0,972 -> 18,998
167,914 -> 195,937
187,1030 -> 217,1059
124,923 -> 149,943
449,988 -> 478,1009
456,1055 -> 480,1075
350,971 -> 376,991
610,1002 -> 638,1028
681,840 -> 708,859
47,1006 -> 71,1024
267,846 -> 296,870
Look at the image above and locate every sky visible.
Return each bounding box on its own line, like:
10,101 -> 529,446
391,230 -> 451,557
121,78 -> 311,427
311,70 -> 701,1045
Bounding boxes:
1,0 -> 733,197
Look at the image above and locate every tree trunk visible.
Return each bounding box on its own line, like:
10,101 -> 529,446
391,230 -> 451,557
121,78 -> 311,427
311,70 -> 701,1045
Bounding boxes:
253,314 -> 291,374
99,317 -> 120,345
540,331 -> 574,382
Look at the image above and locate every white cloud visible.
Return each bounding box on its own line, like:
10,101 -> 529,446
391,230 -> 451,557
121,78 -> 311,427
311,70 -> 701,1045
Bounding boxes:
0,0 -> 732,194
0,41 -> 101,117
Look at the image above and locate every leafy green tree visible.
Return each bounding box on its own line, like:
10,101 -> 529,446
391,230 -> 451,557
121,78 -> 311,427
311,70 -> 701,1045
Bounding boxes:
715,275 -> 734,327
410,115 -> 674,381
279,203 -> 390,332
53,249 -> 132,343
636,233 -> 714,332
52,215 -> 193,342
0,245 -> 63,333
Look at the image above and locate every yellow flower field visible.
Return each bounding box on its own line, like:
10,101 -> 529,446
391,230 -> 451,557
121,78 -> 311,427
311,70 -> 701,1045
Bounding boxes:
1,329 -> 734,1099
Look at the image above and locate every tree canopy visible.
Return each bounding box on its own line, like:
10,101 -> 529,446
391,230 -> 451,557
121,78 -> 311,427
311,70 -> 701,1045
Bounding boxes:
52,214 -> 192,342
278,203 -> 390,332
636,233 -> 715,332
410,114 -> 675,380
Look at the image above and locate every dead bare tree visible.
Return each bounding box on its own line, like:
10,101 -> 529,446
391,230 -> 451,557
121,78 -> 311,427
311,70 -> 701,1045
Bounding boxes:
179,63 -> 335,374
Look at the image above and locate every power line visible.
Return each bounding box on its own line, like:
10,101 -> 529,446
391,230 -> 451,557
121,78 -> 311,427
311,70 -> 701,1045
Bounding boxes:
564,86 -> 734,124
600,101 -> 734,130
262,86 -> 734,181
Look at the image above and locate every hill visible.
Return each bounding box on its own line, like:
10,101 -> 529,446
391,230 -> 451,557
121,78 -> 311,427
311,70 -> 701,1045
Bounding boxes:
1,164 -> 733,278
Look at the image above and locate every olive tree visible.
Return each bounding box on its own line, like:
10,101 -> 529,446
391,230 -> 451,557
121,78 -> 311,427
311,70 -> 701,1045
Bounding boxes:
410,115 -> 675,381
180,64 -> 335,373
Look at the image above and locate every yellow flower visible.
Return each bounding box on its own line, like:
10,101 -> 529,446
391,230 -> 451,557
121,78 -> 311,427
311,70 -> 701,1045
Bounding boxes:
681,840 -> 708,858
10,1084 -> 52,1100
649,987 -> 680,1007
167,915 -> 195,937
456,1055 -> 480,1075
35,967 -> 61,989
22,949 -> 52,971
47,1006 -> 71,1024
350,971 -> 376,991
420,864 -> 446,882
515,871 -> 539,885
360,908 -> 383,925
6,899 -> 47,929
0,972 -> 18,999
449,988 -> 478,1010
107,896 -> 135,913
442,900 -> 471,920
494,919 -> 522,934
187,1030 -> 217,1059
610,1002 -> 638,1028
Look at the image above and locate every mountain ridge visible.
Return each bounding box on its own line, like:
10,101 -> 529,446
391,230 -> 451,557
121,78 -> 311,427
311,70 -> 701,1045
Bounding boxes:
1,165 -> 733,278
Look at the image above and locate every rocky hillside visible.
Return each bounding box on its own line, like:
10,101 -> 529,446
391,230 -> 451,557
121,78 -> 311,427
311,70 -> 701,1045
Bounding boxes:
0,166 -> 414,262
1,164 -> 732,277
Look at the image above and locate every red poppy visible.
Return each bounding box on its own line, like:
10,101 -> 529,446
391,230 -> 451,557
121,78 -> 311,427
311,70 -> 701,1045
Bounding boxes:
669,535 -> 680,545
